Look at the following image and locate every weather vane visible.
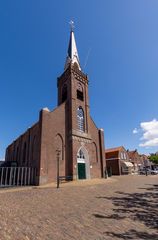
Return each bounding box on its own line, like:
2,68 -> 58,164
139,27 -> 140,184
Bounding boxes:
69,20 -> 75,31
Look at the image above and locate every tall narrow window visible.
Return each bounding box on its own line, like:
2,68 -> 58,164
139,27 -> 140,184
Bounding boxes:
32,136 -> 36,163
62,84 -> 67,103
77,83 -> 84,101
77,107 -> 85,132
23,142 -> 27,164
78,149 -> 85,159
16,147 -> 19,163
55,134 -> 64,161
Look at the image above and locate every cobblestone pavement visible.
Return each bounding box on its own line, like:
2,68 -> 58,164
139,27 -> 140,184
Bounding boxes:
0,175 -> 157,240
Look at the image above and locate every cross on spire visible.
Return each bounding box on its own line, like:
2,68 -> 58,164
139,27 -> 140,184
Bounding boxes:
69,20 -> 75,32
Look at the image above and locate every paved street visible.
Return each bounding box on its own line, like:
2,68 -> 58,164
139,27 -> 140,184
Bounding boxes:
0,175 -> 157,240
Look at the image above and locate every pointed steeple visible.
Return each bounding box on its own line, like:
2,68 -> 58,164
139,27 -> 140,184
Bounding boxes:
64,21 -> 81,71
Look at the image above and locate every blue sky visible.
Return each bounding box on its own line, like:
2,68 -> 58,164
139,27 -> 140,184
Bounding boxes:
0,0 -> 158,159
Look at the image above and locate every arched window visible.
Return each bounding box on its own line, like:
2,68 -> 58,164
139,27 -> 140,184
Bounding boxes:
62,84 -> 67,103
55,134 -> 64,161
23,142 -> 27,164
32,136 -> 36,162
77,107 -> 85,132
78,149 -> 85,159
16,147 -> 19,163
92,142 -> 98,162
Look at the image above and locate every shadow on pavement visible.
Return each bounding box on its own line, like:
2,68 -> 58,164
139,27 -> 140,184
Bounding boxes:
93,213 -> 126,220
105,229 -> 158,240
93,183 -> 158,239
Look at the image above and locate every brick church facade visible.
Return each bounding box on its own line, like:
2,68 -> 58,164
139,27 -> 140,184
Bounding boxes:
5,27 -> 106,185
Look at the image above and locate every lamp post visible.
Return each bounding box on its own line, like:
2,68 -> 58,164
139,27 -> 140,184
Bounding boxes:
56,148 -> 61,188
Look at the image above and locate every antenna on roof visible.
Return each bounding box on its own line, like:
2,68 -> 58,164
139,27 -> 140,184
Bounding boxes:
83,47 -> 91,70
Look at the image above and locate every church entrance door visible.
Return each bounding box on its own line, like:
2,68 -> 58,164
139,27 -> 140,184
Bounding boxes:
78,163 -> 86,179
77,148 -> 89,180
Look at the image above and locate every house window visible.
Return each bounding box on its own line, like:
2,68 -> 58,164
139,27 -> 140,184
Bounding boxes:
77,107 -> 85,132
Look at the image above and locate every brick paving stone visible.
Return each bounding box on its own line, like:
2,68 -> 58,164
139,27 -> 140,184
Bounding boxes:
0,175 -> 157,240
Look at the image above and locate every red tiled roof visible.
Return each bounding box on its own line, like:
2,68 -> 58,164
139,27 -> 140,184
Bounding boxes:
127,150 -> 139,159
105,146 -> 125,153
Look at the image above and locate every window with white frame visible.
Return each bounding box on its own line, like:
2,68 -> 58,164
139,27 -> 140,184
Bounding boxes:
120,152 -> 124,159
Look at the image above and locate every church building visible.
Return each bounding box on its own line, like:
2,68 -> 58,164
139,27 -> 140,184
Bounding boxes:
5,25 -> 106,185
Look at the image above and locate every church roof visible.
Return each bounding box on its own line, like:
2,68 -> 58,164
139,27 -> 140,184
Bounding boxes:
64,22 -> 81,71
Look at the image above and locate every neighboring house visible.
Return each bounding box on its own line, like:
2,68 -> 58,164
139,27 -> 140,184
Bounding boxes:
127,150 -> 144,172
140,154 -> 151,168
105,146 -> 133,176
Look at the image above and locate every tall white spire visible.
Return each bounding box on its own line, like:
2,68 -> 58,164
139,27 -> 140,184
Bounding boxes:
64,21 -> 81,71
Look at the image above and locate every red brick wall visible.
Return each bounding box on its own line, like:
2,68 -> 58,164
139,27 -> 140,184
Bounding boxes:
39,104 -> 66,184
106,159 -> 121,175
5,122 -> 40,169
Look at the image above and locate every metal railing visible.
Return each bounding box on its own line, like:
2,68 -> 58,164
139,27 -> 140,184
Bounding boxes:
0,167 -> 36,187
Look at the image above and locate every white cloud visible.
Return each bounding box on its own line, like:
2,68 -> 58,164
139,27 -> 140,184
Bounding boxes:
133,128 -> 138,134
139,138 -> 158,147
139,119 -> 158,147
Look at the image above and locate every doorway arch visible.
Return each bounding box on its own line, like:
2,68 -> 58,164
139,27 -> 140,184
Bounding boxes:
77,147 -> 90,179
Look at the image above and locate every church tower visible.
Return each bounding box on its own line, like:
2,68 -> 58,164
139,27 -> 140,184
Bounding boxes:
56,23 -> 105,180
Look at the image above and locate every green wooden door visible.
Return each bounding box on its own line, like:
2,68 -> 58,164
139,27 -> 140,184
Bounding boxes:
78,163 -> 86,179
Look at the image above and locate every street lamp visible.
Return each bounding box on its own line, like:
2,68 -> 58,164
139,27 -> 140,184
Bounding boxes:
56,148 -> 61,188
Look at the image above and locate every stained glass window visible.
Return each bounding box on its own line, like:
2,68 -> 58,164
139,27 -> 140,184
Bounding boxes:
77,107 -> 84,131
